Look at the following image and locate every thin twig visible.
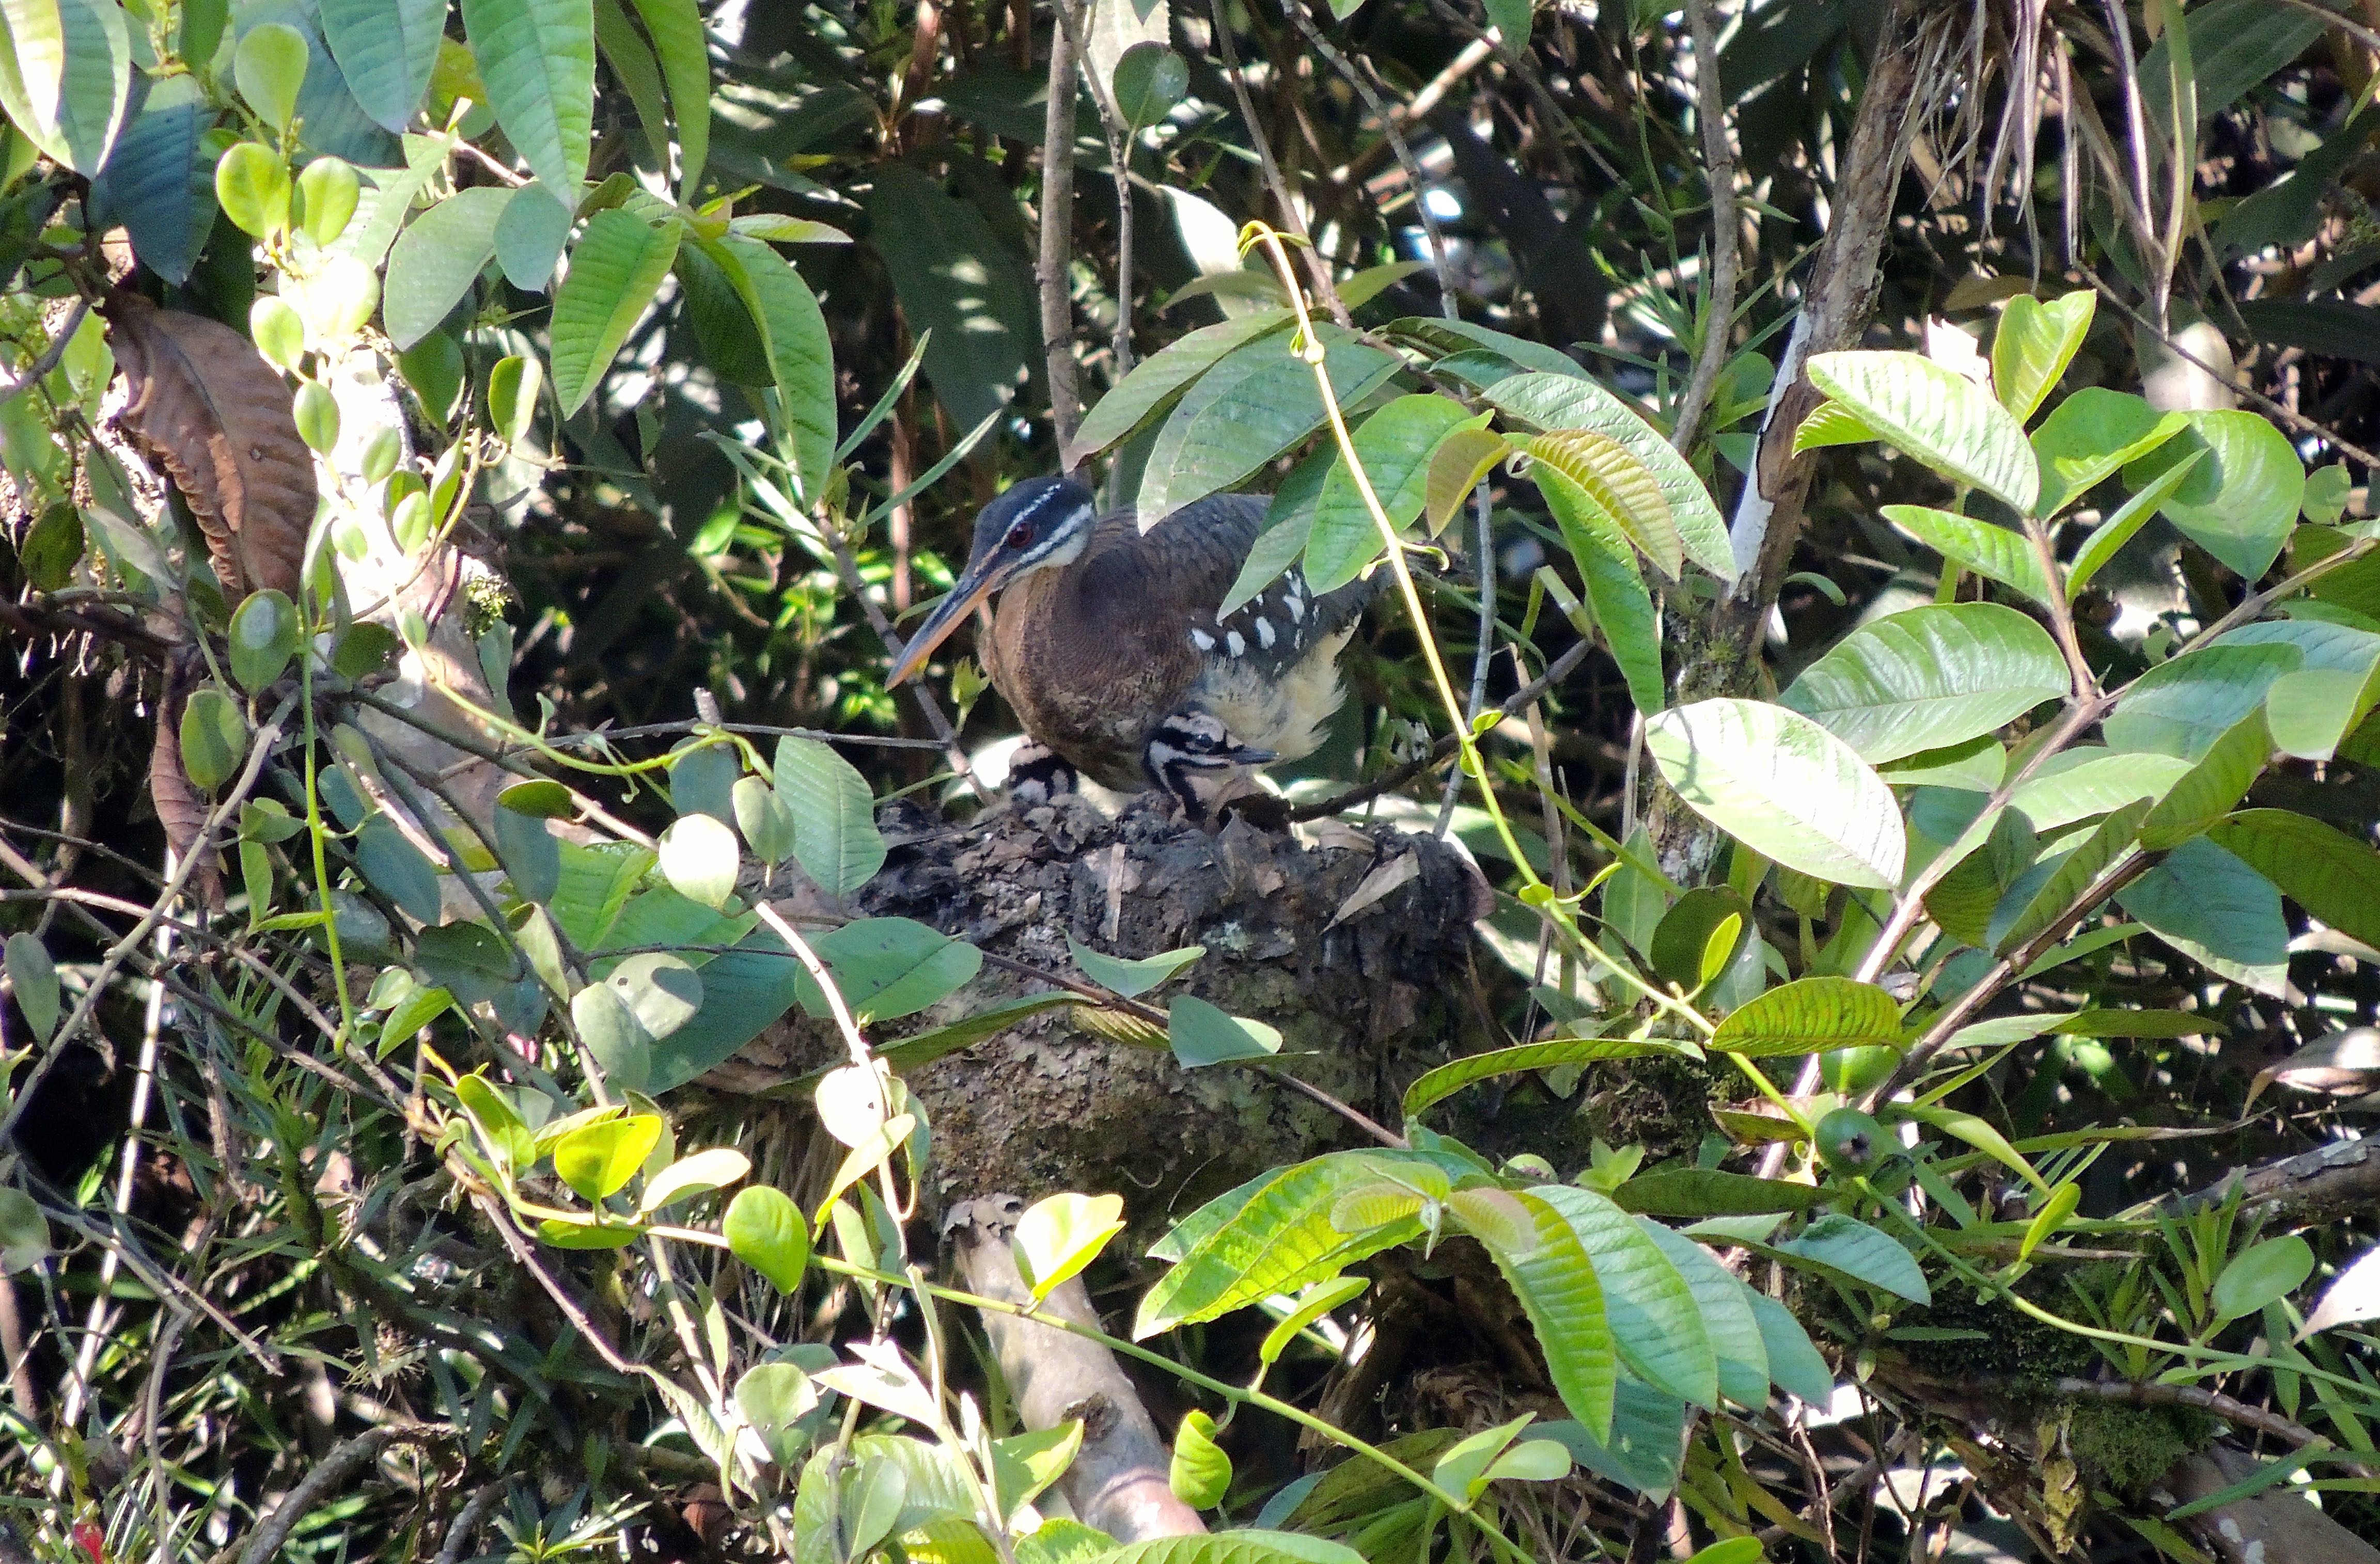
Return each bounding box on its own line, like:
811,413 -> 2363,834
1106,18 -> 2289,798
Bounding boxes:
1289,639 -> 1592,822
1048,0 -> 1139,379
435,1482 -> 506,1564
1206,0 -> 1348,325
0,298 -> 89,405
2045,1377 -> 2376,1476
1670,0 -> 1741,455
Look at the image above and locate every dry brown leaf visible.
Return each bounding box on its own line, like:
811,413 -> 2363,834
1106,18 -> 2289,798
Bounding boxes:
149,665 -> 222,907
104,294 -> 315,602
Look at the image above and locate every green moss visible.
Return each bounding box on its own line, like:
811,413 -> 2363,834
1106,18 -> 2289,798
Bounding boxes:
2068,1399 -> 2215,1498
1891,1287 -> 2097,1382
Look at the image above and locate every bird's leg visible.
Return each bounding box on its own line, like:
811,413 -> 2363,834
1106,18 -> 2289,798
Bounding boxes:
1006,738 -> 1081,808
1142,710 -> 1276,827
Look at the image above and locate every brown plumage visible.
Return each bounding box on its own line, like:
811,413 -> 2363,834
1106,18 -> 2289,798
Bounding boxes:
888,480 -> 1373,813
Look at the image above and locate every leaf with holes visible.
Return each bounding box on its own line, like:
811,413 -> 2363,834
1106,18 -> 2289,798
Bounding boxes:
459,0 -> 594,195
550,210 -> 680,416
1781,604 -> 2067,765
105,297 -> 316,602
1805,350 -> 2038,515
1646,700 -> 1905,889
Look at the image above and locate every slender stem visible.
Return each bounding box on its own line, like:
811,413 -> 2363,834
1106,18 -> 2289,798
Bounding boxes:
1208,1 -> 1346,325
1036,7 -> 1084,448
1670,0 -> 1741,455
0,297 -> 89,405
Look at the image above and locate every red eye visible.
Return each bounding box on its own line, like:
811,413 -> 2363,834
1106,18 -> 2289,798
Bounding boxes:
1004,522 -> 1033,548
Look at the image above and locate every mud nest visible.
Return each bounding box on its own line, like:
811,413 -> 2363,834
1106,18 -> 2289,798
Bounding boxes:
699,791 -> 1496,1222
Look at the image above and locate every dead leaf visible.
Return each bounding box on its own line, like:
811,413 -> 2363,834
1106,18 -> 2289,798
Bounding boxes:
1328,850 -> 1419,928
2246,1028 -> 2380,1113
105,294 -> 315,602
149,666 -> 221,907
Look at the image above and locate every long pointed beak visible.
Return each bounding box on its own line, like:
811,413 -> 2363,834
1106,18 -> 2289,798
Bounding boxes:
886,557 -> 1008,687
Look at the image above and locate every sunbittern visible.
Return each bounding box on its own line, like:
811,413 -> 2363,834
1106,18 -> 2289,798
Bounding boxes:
886,478 -> 1373,820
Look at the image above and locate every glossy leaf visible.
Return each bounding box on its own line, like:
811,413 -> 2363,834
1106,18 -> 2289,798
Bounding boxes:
2030,388 -> 2188,516
1781,604 -> 2066,764
382,185 -> 511,351
2210,1234 -> 2314,1323
489,353 -> 542,447
1068,310 -> 1291,462
320,0 -> 446,130
639,1146 -> 750,1212
1645,699 -> 1906,889
1710,976 -> 1902,1057
2135,708 -> 2272,852
773,736 -> 884,897
657,813 -> 739,908
233,22 -> 310,131
1404,1037 -> 1684,1120
1768,1214 -> 1930,1303
179,688 -> 249,792
1535,460 -> 1665,713
2066,449 -> 2205,598
629,0 -> 708,197
1170,1409 -> 1232,1509
228,589 -> 299,692
294,156 -> 361,246
1138,326 -> 1401,527
1012,1191 -> 1127,1302
1994,799 -> 2151,955
2127,408 -> 2305,580
0,0 -> 130,173
1635,1219 -> 1768,1407
1169,996 -> 1283,1066
1804,350 -> 2039,515
1468,1188 -> 1615,1439
90,79 -> 214,283
493,797 -> 561,903
1067,936 -> 1203,998
549,210 -> 680,415
2207,809 -> 2380,952
215,140 -> 291,238
1880,505 -> 2050,605
724,1185 -> 810,1291
801,917 -> 981,1023
1483,372 -> 1732,578
1533,1186 -> 1715,1410
1515,428 -> 1681,579
1991,291 -> 2093,423
1304,394 -> 1483,592
2103,642 -> 2301,759
459,0 -> 595,195
1748,1292 -> 1835,1403
2117,836 -> 2291,997
553,1113 -> 663,1200
710,233 -> 837,503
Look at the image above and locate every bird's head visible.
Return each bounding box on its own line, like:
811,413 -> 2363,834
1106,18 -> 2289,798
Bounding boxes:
887,477 -> 1097,686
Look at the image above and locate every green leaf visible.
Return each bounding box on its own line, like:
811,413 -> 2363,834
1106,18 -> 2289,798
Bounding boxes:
379,982 -> 451,1051
234,21 -> 310,132
2118,836 -> 2290,994
383,184 -> 512,349
1485,0 -> 1530,43
492,181 -> 572,290
866,165 -> 1035,433
1470,1190 -> 1616,1439
1634,1219 -> 1768,1407
1169,1408 -> 1232,1509
4,932 -> 59,1044
2210,1234 -> 2314,1323
2127,409 -> 2305,580
459,0 -> 594,196
0,1187 -> 53,1273
2103,642 -> 2301,759
1768,1214 -> 1930,1303
2136,708 -> 2272,852
1259,1275 -> 1369,1366
493,797 -> 561,903
1880,505 -> 2051,605
0,0 -> 130,173
1085,1535 -> 1364,1564
1994,798 -> 2152,954
1514,428 -> 1682,579
1483,372 -> 1731,578
1647,886 -> 1746,988
2030,387 -> 2188,516
773,736 -> 884,897
1067,936 -> 1203,998
228,589 -> 299,692
638,1146 -> 748,1212
1168,996 -> 1283,1066
214,140 -> 291,238
549,209 -> 680,416
489,353 -> 542,447
1536,459 -> 1665,713
667,742 -> 737,823
1068,310 -> 1292,463
1645,699 -> 1906,889
1991,292 -> 2094,424
179,687 -> 249,792
1138,326 -> 1401,527
802,917 -> 981,1023
295,156 -> 361,247
1112,40 -> 1189,129
553,1112 -> 663,1200
292,380 -> 340,453
1533,1382 -> 1688,1498
453,1073 -> 531,1168
627,0 -> 707,196
1710,975 -> 1902,1057
355,816 -> 443,923
1533,1186 -> 1715,1410
1609,1170 -> 1820,1219
1781,604 -> 2067,764
499,778 -> 575,819
731,774 -> 796,865
1013,1191 -> 1127,1303
657,813 -> 739,908
2206,809 -> 2380,952
2066,449 -> 2206,598
320,0 -> 446,131
1405,1037 -> 1684,1120
1905,1104 -> 2045,1194
90,78 -> 215,284
1425,426 -> 1512,536
724,1185 -> 811,1291
711,233 -> 837,504
1135,1151 -> 1440,1337
1804,350 -> 2038,515
1304,394 -> 1484,592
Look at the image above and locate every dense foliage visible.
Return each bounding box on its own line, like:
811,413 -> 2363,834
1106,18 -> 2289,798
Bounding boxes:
5,0 -> 2380,1560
